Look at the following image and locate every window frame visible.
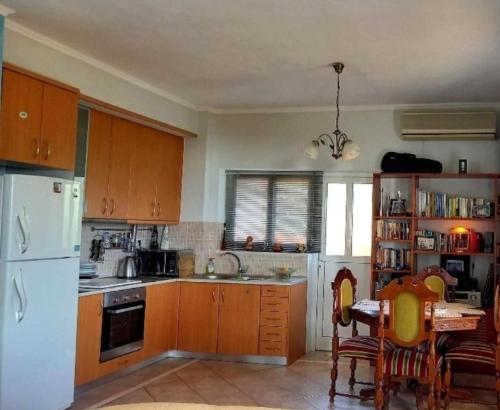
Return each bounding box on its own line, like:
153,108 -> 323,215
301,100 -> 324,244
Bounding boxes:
322,175 -> 372,261
225,171 -> 322,253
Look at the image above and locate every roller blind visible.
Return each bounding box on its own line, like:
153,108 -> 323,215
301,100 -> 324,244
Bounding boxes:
225,171 -> 323,252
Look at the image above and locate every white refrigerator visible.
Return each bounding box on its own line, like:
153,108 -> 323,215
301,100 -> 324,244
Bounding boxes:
0,174 -> 82,410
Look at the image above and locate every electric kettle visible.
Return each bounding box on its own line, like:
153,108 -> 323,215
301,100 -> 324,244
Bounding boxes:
117,256 -> 138,279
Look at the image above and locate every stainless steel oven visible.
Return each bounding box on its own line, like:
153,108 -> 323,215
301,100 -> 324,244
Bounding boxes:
100,287 -> 146,362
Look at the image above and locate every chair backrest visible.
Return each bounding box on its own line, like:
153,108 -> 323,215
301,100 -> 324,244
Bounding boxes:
331,267 -> 357,327
415,265 -> 458,301
377,276 -> 439,348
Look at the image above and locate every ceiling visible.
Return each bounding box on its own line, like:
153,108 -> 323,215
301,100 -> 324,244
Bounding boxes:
4,0 -> 500,110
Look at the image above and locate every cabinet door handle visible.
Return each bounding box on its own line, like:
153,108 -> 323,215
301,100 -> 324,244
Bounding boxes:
32,139 -> 40,158
151,202 -> 156,216
221,289 -> 225,303
43,141 -> 50,160
110,198 -> 115,215
102,197 -> 108,215
99,299 -> 103,317
156,202 -> 161,216
212,289 -> 216,302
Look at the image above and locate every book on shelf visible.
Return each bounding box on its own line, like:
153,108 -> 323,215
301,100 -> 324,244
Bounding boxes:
417,189 -> 494,218
375,246 -> 411,270
375,220 -> 411,240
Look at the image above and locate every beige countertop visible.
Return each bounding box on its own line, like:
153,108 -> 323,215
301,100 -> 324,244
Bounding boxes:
78,275 -> 307,297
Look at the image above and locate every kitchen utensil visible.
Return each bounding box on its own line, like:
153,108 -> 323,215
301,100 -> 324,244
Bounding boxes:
270,267 -> 297,279
178,250 -> 195,278
117,256 -> 138,279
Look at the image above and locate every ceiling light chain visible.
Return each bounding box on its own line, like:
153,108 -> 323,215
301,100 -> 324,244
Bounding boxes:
304,62 -> 360,161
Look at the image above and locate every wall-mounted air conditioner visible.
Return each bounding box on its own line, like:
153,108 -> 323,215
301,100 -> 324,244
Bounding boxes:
401,111 -> 497,140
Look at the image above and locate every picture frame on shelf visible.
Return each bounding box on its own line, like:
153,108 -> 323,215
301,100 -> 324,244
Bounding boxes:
416,236 -> 435,251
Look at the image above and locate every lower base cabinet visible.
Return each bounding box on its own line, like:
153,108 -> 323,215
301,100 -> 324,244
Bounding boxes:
75,281 -> 307,386
75,282 -> 179,386
177,282 -> 220,353
143,282 -> 180,357
217,284 -> 260,355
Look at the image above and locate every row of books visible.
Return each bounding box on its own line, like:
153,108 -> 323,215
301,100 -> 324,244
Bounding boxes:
415,229 -> 452,252
375,220 -> 411,240
375,246 -> 411,270
417,189 -> 494,218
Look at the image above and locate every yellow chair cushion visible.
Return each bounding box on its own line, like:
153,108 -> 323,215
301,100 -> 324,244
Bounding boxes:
394,292 -> 420,343
340,278 -> 353,325
424,276 -> 445,300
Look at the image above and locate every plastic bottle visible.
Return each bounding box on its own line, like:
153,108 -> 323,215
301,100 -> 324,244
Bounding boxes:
205,258 -> 216,274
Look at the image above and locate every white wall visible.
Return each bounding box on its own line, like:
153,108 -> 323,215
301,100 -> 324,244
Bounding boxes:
3,27 -> 199,134
201,108 -> 500,221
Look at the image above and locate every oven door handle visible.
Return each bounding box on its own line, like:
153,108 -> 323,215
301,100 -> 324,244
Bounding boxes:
107,304 -> 144,314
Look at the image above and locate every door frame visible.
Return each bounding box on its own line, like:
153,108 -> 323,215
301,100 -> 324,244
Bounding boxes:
315,172 -> 372,351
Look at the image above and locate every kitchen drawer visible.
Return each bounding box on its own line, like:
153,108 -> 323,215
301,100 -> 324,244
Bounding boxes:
260,311 -> 288,327
261,296 -> 289,312
259,340 -> 287,356
261,285 -> 289,298
260,326 -> 287,342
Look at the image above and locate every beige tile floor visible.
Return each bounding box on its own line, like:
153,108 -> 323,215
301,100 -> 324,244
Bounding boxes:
71,352 -> 496,409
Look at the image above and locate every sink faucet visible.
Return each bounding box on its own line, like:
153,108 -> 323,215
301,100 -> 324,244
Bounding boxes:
222,252 -> 243,278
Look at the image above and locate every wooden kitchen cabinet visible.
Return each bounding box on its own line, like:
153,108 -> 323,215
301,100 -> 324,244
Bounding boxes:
217,284 -> 260,355
0,66 -> 78,170
259,283 -> 307,365
75,294 -> 103,386
178,282 -> 220,353
84,110 -> 134,219
143,282 -> 180,358
39,83 -> 78,169
155,132 -> 184,223
127,126 -> 159,221
127,126 -> 183,224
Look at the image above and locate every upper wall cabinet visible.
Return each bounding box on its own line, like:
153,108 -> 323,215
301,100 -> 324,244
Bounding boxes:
0,66 -> 78,170
85,110 -> 134,219
128,126 -> 184,224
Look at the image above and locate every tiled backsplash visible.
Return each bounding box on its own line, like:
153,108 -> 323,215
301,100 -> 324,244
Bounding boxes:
81,221 -> 312,278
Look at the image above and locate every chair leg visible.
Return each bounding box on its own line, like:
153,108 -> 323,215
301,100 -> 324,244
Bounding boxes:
428,384 -> 435,410
375,372 -> 384,410
444,360 -> 451,410
329,348 -> 338,402
434,368 -> 442,410
382,375 -> 390,410
349,358 -> 356,390
496,369 -> 500,410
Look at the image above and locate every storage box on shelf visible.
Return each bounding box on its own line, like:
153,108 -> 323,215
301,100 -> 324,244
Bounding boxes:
371,173 -> 500,298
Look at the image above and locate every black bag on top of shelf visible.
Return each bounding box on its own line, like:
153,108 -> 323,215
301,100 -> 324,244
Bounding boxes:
381,152 -> 443,173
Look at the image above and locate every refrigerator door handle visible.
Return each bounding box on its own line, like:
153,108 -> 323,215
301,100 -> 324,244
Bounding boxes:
17,207 -> 30,254
13,272 -> 28,323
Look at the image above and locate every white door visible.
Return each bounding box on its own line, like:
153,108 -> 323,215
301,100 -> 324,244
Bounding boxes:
1,175 -> 82,261
316,176 -> 373,351
0,258 -> 79,410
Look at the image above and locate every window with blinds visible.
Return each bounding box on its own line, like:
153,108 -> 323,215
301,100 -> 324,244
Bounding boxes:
225,171 -> 323,252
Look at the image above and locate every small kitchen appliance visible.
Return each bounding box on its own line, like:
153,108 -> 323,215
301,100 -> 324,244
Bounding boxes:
117,256 -> 138,279
136,249 -> 178,278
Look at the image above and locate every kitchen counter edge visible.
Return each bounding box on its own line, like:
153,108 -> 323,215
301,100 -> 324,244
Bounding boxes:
78,276 -> 308,297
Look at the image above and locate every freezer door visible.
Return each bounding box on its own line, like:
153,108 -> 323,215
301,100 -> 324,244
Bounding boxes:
0,259 -> 79,410
1,175 -> 82,261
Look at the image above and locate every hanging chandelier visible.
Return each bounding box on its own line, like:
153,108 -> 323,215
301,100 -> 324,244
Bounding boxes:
304,62 -> 360,160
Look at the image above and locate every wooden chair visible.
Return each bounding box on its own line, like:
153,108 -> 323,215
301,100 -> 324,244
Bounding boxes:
415,265 -> 458,302
375,276 -> 440,410
330,267 -> 396,403
443,285 -> 500,408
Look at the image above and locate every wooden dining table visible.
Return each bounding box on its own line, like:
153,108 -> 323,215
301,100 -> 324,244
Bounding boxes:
348,300 -> 485,401
350,300 -> 484,332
